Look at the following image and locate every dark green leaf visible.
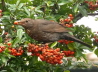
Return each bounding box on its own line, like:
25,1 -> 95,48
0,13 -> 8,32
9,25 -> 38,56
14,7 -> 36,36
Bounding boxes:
78,6 -> 87,16
73,4 -> 79,13
0,37 -> 2,43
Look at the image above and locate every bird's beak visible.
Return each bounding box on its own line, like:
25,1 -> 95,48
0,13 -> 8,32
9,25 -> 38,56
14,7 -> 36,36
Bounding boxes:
14,21 -> 24,25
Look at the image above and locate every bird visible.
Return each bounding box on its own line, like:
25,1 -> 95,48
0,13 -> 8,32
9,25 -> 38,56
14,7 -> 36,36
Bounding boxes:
14,18 -> 92,48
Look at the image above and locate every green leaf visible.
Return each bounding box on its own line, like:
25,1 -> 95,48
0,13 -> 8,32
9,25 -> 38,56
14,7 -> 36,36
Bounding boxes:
64,70 -> 70,72
50,41 -> 58,48
68,32 -> 73,36
1,56 -> 7,63
78,6 -> 87,16
12,29 -> 24,47
75,49 -> 83,58
94,48 -> 98,57
67,43 -> 75,50
16,0 -> 21,6
17,29 -> 23,39
18,3 -> 24,9
73,4 -> 79,13
0,37 -> 2,43
12,37 -> 20,47
79,46 -> 93,51
23,7 -> 30,16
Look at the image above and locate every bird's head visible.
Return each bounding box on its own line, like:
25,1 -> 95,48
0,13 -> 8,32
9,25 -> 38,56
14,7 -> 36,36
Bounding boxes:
14,18 -> 33,28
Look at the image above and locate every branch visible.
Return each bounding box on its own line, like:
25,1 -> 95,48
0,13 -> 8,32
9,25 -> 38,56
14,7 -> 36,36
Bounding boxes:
1,0 -> 6,11
74,13 -> 98,22
88,13 -> 98,16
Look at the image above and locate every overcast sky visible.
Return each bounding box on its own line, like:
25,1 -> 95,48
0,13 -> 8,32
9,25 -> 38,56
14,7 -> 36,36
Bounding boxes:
76,16 -> 98,32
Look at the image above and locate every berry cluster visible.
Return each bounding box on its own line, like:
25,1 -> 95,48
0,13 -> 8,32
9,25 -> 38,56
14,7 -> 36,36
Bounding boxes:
60,14 -> 74,27
84,1 -> 98,10
27,43 -> 49,56
27,43 -> 65,64
40,48 -> 64,64
0,46 -> 6,53
62,51 -> 75,57
9,47 -> 23,56
58,40 -> 74,44
0,9 -> 2,18
93,32 -> 98,43
0,43 -> 24,56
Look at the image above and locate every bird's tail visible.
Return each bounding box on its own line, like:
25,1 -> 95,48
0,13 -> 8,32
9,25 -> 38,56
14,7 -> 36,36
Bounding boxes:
62,33 -> 92,48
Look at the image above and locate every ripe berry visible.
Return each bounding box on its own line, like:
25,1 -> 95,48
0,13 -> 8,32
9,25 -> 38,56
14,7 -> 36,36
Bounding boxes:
7,42 -> 12,46
16,52 -> 22,56
70,17 -> 74,20
0,48 -> 3,53
0,13 -> 2,16
64,19 -> 68,22
14,21 -> 18,25
69,14 -> 73,17
0,9 -> 2,13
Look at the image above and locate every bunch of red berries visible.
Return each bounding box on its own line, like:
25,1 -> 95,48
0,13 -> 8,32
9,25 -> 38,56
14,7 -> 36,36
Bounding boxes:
60,14 -> 74,27
58,40 -> 74,44
62,50 -> 75,57
9,47 -> 23,56
0,43 -> 24,56
27,43 -> 65,64
40,48 -> 64,64
27,43 -> 49,56
0,46 -> 6,53
93,32 -> 98,43
84,1 -> 98,10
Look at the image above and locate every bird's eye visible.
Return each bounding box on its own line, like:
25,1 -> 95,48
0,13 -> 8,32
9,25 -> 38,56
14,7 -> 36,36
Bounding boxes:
26,20 -> 28,22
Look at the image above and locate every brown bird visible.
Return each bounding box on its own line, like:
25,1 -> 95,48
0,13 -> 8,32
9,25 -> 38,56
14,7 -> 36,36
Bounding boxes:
15,18 -> 92,48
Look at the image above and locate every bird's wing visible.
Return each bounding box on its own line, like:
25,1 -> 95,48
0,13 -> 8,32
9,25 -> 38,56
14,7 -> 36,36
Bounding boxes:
36,20 -> 71,33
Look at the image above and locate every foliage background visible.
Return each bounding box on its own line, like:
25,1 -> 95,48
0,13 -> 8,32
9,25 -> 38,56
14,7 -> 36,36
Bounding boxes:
0,0 -> 98,72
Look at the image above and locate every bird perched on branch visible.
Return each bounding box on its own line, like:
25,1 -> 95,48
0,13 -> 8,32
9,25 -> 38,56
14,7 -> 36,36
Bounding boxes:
14,18 -> 92,48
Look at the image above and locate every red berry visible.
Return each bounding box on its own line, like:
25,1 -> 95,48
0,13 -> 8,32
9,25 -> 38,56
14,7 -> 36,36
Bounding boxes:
14,21 -> 18,25
0,13 -> 2,16
69,14 -> 73,17
0,48 -> 3,53
16,52 -> 22,56
7,42 -> 12,46
64,19 -> 68,22
0,9 -> 2,13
